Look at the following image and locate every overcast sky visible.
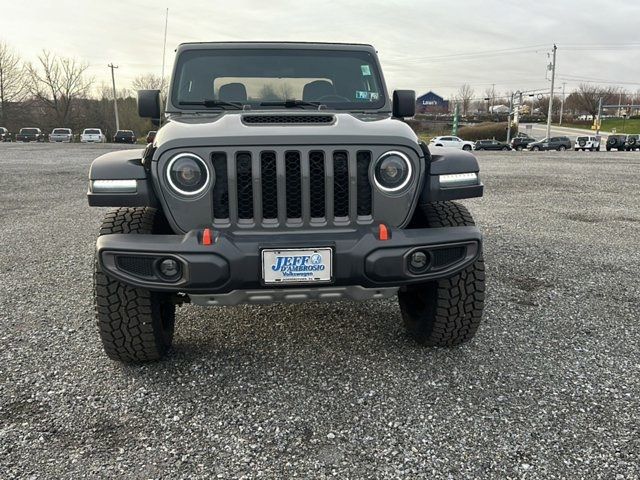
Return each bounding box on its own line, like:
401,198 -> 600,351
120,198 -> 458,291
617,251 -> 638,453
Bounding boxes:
2,0 -> 640,99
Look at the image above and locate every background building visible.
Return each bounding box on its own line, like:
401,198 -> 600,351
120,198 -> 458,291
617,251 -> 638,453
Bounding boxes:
416,91 -> 450,114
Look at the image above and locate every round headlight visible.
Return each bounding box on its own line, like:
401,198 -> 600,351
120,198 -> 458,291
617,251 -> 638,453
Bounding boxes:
166,153 -> 211,196
373,151 -> 412,193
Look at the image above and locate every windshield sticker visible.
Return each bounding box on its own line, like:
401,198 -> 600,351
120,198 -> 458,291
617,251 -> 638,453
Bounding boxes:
356,91 -> 379,101
360,64 -> 371,76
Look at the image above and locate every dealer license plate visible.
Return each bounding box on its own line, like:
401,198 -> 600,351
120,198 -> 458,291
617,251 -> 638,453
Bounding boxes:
261,248 -> 332,285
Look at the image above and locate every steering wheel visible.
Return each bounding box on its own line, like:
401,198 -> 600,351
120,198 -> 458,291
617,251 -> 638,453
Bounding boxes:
317,94 -> 350,103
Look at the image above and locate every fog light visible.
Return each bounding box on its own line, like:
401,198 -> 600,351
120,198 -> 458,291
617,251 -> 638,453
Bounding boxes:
409,251 -> 430,274
159,258 -> 181,279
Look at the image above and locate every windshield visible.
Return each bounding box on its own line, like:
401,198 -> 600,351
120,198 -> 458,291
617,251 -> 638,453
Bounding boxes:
172,48 -> 385,111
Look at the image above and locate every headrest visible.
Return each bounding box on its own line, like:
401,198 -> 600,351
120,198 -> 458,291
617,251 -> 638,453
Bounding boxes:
218,83 -> 247,102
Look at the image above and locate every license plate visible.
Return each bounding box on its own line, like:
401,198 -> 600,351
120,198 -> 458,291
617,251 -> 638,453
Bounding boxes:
262,248 -> 332,285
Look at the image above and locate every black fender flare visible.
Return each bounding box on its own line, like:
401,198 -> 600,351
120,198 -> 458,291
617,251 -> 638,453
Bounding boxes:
87,148 -> 158,207
419,143 -> 483,204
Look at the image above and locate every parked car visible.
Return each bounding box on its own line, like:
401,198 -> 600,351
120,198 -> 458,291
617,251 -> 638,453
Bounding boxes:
0,127 -> 12,142
146,130 -> 157,143
511,134 -> 536,151
624,134 -> 639,151
574,136 -> 600,151
16,127 -> 45,142
605,135 -> 627,151
429,135 -> 474,151
49,128 -> 73,143
113,130 -> 137,144
527,136 -> 572,151
80,128 -> 105,143
474,139 -> 511,151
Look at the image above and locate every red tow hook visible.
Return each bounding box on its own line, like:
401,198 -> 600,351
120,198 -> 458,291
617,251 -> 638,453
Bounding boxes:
378,223 -> 390,241
201,228 -> 213,245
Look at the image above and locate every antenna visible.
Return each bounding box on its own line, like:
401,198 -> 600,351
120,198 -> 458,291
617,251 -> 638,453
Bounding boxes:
159,8 -> 169,127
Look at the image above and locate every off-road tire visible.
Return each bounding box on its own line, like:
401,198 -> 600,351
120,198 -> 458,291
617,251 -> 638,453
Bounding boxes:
399,201 -> 485,346
94,207 -> 175,363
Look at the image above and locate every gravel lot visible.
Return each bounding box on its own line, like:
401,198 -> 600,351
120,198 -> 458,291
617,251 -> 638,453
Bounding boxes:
1,144 -> 639,479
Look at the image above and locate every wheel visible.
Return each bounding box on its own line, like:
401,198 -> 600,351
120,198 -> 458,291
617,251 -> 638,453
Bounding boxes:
398,201 -> 485,346
574,148 -> 579,151
516,146 -> 523,151
502,146 -> 509,151
596,147 -> 600,151
532,146 -> 540,151
558,146 -> 566,151
606,147 -> 611,151
462,145 -> 472,151
94,207 -> 176,363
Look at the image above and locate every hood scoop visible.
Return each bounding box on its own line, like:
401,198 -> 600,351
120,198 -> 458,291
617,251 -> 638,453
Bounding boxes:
242,114 -> 335,125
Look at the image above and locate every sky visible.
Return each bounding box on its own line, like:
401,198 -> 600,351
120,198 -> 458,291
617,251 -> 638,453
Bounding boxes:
2,0 -> 640,100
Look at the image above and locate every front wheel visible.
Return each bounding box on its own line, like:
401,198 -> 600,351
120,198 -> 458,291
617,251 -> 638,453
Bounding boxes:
462,145 -> 472,151
399,202 -> 485,346
94,207 -> 176,363
502,146 -> 509,151
516,146 -> 523,151
558,146 -> 566,151
532,146 -> 540,151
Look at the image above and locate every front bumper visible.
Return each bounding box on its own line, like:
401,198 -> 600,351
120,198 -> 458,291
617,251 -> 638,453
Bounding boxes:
96,225 -> 482,294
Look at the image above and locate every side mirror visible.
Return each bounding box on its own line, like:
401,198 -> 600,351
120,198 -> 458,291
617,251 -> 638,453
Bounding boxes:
138,90 -> 161,126
392,90 -> 416,118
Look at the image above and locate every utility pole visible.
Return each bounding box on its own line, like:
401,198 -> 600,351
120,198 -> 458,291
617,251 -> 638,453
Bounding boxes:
545,44 -> 557,140
490,83 -> 495,115
596,97 -> 602,135
559,82 -> 566,125
506,92 -> 514,145
108,63 -> 120,132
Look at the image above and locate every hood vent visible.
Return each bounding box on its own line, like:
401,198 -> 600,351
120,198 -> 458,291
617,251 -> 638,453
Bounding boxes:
242,114 -> 335,125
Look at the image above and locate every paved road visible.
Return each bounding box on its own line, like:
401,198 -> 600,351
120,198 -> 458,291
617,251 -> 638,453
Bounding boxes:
1,144 -> 639,478
520,123 -> 610,141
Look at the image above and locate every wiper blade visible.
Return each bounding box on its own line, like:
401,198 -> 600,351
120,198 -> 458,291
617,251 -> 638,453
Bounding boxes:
259,99 -> 326,109
179,100 -> 244,110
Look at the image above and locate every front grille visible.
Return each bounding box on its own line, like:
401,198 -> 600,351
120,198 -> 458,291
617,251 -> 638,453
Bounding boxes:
242,115 -> 334,125
211,148 -> 374,228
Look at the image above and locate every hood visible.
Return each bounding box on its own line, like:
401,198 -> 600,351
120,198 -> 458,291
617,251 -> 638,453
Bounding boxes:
152,112 -> 421,158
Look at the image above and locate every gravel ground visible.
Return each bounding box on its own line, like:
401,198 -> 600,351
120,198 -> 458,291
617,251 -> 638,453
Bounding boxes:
0,144 -> 639,479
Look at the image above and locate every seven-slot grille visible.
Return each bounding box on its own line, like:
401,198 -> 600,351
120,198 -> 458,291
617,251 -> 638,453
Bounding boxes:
211,149 -> 373,228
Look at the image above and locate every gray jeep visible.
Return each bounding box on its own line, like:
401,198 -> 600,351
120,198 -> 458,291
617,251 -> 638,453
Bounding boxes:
87,42 -> 485,363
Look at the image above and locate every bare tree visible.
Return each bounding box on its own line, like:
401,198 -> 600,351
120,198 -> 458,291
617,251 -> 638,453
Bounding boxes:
132,73 -> 168,97
573,84 -> 617,117
0,41 -> 27,124
26,51 -> 92,126
456,84 -> 474,116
